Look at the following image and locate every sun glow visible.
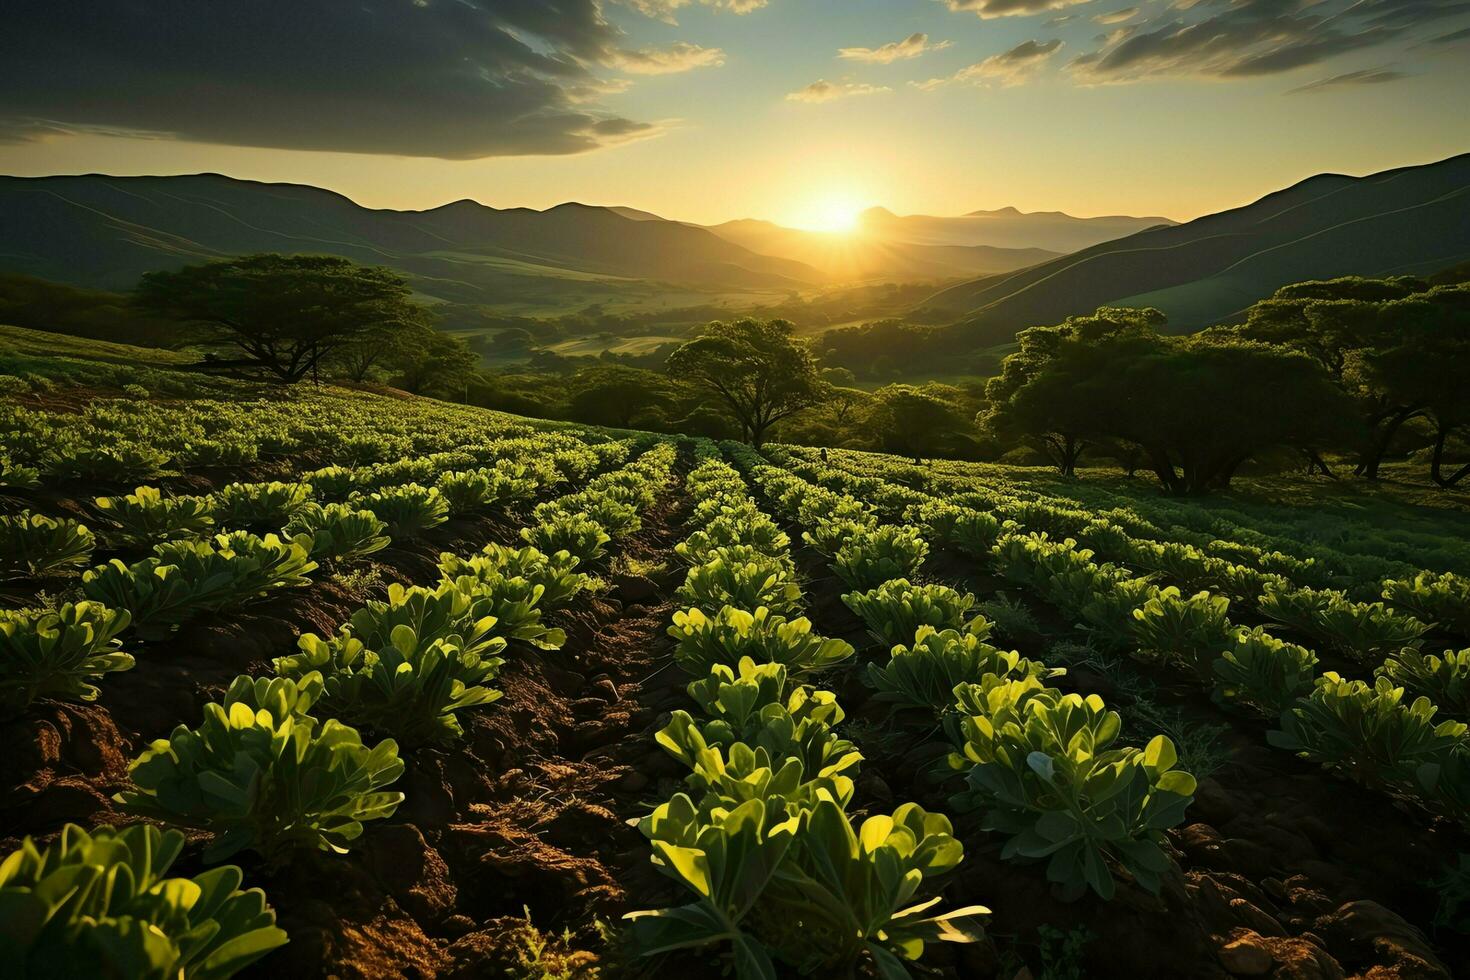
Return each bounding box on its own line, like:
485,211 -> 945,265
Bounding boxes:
789,193 -> 865,233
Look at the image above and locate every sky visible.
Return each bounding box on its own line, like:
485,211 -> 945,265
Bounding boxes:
1,0 -> 1467,228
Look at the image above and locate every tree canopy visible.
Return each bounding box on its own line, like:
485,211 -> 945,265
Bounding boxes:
665,318 -> 826,447
136,254 -> 425,383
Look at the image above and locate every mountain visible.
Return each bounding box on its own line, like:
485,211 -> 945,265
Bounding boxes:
927,153 -> 1470,345
706,218 -> 1058,281
855,205 -> 1175,253
0,174 -> 821,312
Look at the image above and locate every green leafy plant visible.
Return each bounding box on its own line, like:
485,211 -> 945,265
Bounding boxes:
81,532 -> 318,637
1260,586 -> 1428,661
832,525 -> 930,591
522,514 -> 611,564
435,467 -> 537,514
867,625 -> 1059,717
1078,578 -> 1157,651
440,543 -> 593,611
842,579 -> 981,648
1128,587 -> 1233,669
353,484 -> 448,539
45,443 -> 169,482
116,673 -> 405,861
1211,626 -> 1320,715
0,822 -> 288,979
801,518 -> 871,558
300,465 -> 359,502
678,547 -> 804,617
446,572 -> 567,650
208,481 -> 314,532
1269,673 -> 1467,790
335,581 -> 504,661
95,486 -> 216,548
276,628 -> 504,747
284,502 -> 389,562
667,605 -> 853,677
949,681 -> 1196,900
676,511 -> 790,566
0,601 -> 134,711
1383,571 -> 1470,638
1378,648 -> 1470,721
0,511 -> 96,580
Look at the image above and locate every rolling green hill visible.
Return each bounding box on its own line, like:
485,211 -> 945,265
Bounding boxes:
0,174 -> 823,311
926,153 -> 1470,344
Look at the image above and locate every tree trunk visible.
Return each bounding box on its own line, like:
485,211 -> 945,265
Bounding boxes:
1430,423 -> 1470,488
1359,406 -> 1422,480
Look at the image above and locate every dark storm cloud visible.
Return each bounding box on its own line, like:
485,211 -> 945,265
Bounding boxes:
0,0 -> 677,158
1070,0 -> 1470,82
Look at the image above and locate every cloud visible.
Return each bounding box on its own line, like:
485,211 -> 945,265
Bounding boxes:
916,38 -> 1064,88
617,0 -> 769,25
1285,67 -> 1411,92
839,32 -> 953,63
613,42 -> 726,75
0,0 -> 700,158
1044,13 -> 1081,26
1417,24 -> 1470,43
1070,0 -> 1470,83
939,0 -> 1097,19
1093,7 -> 1139,23
786,79 -> 892,103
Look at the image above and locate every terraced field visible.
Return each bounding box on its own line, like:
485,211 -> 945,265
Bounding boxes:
2,377 -> 1467,978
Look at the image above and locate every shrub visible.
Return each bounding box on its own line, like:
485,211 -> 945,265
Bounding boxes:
285,502 -> 389,562
439,543 -> 593,611
82,532 -> 317,637
117,673 -> 404,861
1212,626 -> 1320,715
353,484 -> 448,539
94,485 -> 215,547
949,681 -> 1196,900
677,547 -> 803,617
1378,649 -> 1470,721
832,525 -> 929,591
1269,673 -> 1467,789
0,601 -> 133,712
210,481 -> 314,531
522,513 -> 611,564
0,822 -> 287,979
1383,572 -> 1470,637
667,605 -> 853,676
867,625 -> 1058,717
277,629 -> 503,747
842,579 -> 981,648
0,511 -> 96,579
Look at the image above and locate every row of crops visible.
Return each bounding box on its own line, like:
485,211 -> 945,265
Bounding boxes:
0,386 -> 685,976
773,445 -> 1470,831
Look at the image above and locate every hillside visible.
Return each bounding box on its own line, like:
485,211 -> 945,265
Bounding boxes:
858,205 -> 1175,253
927,153 -> 1470,344
707,217 -> 1058,281
0,174 -> 822,312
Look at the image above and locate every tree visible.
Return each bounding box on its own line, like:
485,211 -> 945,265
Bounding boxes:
664,318 -> 826,447
867,384 -> 972,464
393,329 -> 479,399
326,308 -> 439,383
567,365 -> 674,429
136,254 -> 424,383
983,308 -> 1165,476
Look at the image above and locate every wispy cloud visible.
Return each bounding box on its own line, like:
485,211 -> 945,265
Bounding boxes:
939,0 -> 1095,20
838,32 -> 953,63
786,79 -> 892,103
618,0 -> 769,26
1285,67 -> 1409,93
613,42 -> 726,75
1093,7 -> 1139,24
915,38 -> 1064,89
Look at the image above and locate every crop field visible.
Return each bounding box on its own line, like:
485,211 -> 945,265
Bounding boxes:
2,376 -> 1469,979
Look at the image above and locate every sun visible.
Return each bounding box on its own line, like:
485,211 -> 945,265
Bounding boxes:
791,194 -> 865,233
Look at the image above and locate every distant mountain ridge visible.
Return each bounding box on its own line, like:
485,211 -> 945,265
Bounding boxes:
856,205 -> 1176,253
927,152 -> 1470,344
0,174 -> 822,309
